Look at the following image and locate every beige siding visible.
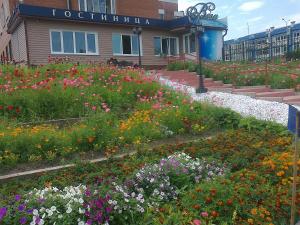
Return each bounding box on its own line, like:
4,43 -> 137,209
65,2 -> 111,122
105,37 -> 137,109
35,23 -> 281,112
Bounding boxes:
25,19 -> 181,66
11,21 -> 28,63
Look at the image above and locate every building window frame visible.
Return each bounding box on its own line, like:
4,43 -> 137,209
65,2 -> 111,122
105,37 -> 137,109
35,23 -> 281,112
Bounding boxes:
50,29 -> 99,55
183,33 -> 196,54
78,0 -> 116,14
112,33 -> 143,57
153,36 -> 179,56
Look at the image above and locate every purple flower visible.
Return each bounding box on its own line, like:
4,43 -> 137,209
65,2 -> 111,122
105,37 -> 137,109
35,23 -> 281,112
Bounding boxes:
18,204 -> 26,211
15,195 -> 21,201
0,207 -> 7,221
106,207 -> 112,213
26,209 -> 33,214
19,217 -> 27,224
35,216 -> 41,224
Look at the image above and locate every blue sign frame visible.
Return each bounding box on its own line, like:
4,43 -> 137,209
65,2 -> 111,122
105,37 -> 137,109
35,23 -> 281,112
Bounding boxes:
17,4 -> 171,29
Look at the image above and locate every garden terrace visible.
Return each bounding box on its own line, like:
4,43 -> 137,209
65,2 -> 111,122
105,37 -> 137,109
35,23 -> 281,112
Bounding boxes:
0,63 -> 242,173
0,63 -> 299,225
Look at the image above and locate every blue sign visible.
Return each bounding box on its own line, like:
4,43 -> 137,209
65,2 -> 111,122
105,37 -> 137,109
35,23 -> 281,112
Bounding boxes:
288,105 -> 300,136
17,4 -> 168,29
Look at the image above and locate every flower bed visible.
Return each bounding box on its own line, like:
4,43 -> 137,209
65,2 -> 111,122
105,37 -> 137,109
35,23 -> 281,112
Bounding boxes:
166,60 -> 300,89
1,64 -> 247,171
0,129 -> 298,224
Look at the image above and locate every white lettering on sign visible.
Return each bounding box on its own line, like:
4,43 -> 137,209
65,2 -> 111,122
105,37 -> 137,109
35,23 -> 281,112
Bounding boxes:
101,14 -> 107,21
52,9 -> 152,26
64,11 -> 71,18
90,13 -> 95,20
135,18 -> 140,24
113,16 -> 119,22
78,12 -> 84,19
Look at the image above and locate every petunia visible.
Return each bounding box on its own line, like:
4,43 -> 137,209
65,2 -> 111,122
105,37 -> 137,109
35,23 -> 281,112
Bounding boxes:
19,217 -> 27,225
0,207 -> 7,221
15,194 -> 21,201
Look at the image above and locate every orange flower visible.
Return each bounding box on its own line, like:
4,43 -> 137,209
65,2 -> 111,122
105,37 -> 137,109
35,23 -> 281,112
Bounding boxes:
251,208 -> 257,215
276,171 -> 285,177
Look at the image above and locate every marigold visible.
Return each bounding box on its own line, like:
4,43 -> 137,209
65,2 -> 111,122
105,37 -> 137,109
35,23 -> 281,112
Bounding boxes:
250,208 -> 257,215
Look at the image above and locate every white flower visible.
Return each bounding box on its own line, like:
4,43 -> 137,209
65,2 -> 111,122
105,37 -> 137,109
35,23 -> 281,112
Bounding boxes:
58,214 -> 63,219
79,208 -> 85,214
33,209 -> 39,216
50,206 -> 56,212
66,207 -> 72,214
47,210 -> 53,217
79,198 -> 84,204
108,200 -> 113,204
78,221 -> 85,225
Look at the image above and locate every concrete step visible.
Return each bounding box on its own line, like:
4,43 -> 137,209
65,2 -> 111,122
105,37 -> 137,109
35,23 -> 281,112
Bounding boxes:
285,101 -> 300,106
233,92 -> 257,97
207,87 -> 233,93
256,91 -> 295,98
283,95 -> 300,101
238,85 -> 270,89
233,87 -> 271,93
204,82 -> 224,87
256,96 -> 284,102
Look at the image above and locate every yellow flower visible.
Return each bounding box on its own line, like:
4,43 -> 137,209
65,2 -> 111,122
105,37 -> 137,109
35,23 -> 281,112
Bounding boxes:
247,218 -> 254,224
250,208 -> 257,215
276,171 -> 285,177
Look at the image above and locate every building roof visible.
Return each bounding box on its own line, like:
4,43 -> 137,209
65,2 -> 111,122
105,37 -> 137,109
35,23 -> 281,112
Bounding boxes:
225,23 -> 300,44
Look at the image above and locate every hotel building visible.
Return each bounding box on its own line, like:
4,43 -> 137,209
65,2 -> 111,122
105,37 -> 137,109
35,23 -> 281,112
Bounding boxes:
0,0 -> 228,66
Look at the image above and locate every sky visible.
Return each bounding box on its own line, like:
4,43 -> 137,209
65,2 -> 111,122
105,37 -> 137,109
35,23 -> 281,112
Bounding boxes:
178,0 -> 300,40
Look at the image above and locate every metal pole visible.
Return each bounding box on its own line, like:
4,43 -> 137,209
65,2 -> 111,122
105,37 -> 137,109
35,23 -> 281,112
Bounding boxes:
138,33 -> 142,67
290,111 -> 299,225
196,30 -> 207,94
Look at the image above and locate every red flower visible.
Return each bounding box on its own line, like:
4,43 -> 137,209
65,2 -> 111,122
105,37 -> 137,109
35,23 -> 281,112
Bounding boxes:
0,105 -> 3,110
7,105 -> 14,111
16,107 -> 21,113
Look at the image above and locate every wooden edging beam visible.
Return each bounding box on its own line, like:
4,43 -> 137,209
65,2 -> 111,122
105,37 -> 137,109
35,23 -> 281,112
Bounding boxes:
0,135 -> 213,182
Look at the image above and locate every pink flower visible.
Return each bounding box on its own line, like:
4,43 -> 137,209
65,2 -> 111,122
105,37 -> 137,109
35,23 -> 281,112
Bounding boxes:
193,219 -> 201,225
105,108 -> 110,113
92,106 -> 97,111
201,212 -> 208,217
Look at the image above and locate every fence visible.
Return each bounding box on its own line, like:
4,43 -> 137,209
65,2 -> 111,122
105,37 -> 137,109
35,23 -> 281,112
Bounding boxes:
224,33 -> 300,62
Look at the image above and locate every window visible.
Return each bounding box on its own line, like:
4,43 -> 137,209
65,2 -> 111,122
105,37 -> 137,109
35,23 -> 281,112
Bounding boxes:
158,9 -> 165,20
50,30 -> 98,55
79,0 -> 115,14
184,33 -> 196,54
112,34 -> 141,56
153,37 -> 178,56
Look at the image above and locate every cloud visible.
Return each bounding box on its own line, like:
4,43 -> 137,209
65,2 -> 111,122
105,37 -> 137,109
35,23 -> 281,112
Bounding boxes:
238,1 -> 264,12
248,16 -> 263,22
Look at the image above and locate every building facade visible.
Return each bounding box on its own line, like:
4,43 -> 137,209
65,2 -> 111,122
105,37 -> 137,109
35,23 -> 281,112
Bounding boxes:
224,23 -> 300,62
0,0 -> 227,66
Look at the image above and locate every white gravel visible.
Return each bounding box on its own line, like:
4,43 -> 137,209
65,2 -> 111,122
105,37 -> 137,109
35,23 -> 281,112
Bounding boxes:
159,77 -> 289,126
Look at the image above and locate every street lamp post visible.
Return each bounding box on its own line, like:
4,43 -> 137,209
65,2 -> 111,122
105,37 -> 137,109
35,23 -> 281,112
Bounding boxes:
266,26 -> 274,60
132,27 -> 142,67
191,25 -> 207,93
